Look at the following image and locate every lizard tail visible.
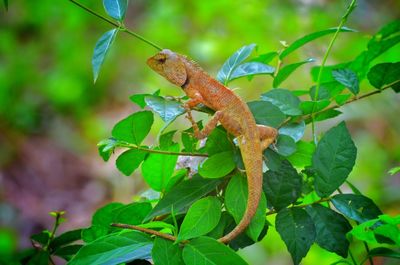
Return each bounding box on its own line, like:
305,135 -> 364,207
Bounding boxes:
218,136 -> 263,244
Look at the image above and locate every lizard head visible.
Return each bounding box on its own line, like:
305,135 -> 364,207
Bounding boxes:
147,49 -> 187,87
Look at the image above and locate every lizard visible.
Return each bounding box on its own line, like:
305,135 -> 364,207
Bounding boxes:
147,49 -> 278,244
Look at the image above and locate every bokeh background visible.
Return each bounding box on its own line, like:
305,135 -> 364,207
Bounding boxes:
0,0 -> 399,264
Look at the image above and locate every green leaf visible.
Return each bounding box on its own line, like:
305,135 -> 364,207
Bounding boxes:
103,0 -> 128,21
145,176 -> 222,221
182,237 -> 248,265
332,69 -> 359,95
367,62 -> 400,91
368,247 -> 400,259
335,94 -> 352,106
129,90 -> 160,108
280,27 -> 356,59
116,149 -> 147,176
275,135 -> 297,157
31,231 -> 50,246
199,151 -> 236,178
389,166 -> 400,175
113,202 -> 152,225
251,52 -> 278,64
299,100 -> 330,114
205,127 -> 233,155
312,122 -> 357,197
248,101 -> 286,127
225,174 -> 266,241
145,95 -> 185,123
97,138 -> 118,162
279,121 -> 305,142
152,238 -> 184,265
178,197 -> 222,241
207,212 -> 234,239
273,58 -> 315,87
50,229 -> 82,249
287,141 -> 315,168
276,208 -> 316,265
141,144 -> 179,192
261,89 -> 302,116
82,226 -> 109,243
217,44 -> 256,85
263,160 -> 302,211
3,0 -> 8,10
54,245 -> 82,261
331,194 -> 382,223
27,251 -> 50,265
229,62 -> 275,81
312,109 -> 342,123
68,231 -> 152,265
92,29 -> 118,83
165,169 -> 187,192
112,111 -> 154,145
306,204 -> 352,258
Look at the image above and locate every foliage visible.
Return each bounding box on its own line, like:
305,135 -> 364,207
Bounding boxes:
7,0 -> 400,265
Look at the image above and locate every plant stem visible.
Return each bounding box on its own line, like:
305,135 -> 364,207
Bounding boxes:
266,197 -> 331,216
68,0 -> 162,51
119,143 -> 208,157
311,0 -> 358,143
111,223 -> 177,242
363,242 -> 374,265
349,248 -> 358,265
44,212 -> 64,251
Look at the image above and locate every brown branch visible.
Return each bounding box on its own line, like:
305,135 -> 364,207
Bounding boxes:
119,143 -> 208,157
266,197 -> 331,216
111,223 -> 177,242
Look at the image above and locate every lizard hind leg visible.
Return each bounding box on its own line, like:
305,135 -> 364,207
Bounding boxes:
185,110 -> 224,140
258,125 -> 278,151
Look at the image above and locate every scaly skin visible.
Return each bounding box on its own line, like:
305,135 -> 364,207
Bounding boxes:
147,49 -> 277,243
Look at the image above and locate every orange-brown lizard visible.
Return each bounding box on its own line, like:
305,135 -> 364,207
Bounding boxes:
147,49 -> 278,243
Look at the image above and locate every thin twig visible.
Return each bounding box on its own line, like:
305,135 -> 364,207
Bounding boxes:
266,197 -> 331,216
111,223 -> 177,242
119,143 -> 208,157
68,0 -> 162,51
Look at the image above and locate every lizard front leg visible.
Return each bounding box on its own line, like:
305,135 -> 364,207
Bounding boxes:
186,111 -> 224,140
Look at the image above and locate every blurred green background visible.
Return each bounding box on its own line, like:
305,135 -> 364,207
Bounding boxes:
0,0 -> 399,264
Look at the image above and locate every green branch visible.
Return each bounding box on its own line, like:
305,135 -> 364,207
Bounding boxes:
68,0 -> 163,51
119,142 -> 208,157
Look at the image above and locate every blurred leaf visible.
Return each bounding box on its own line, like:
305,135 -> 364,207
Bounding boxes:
389,166 -> 400,175
103,0 -> 128,21
368,247 -> 400,259
229,62 -> 275,81
332,194 -> 382,224
306,205 -> 352,258
145,176 -> 222,221
145,95 -> 185,122
273,58 -> 315,87
68,231 -> 152,265
252,52 -> 278,64
263,160 -> 302,210
261,89 -> 302,116
92,29 -> 118,83
3,0 -> 8,10
335,94 -> 352,106
50,229 -> 82,249
287,141 -> 315,168
113,202 -> 152,225
225,174 -> 266,241
116,149 -> 147,176
367,62 -> 400,92
54,245 -> 82,261
27,251 -> 50,265
205,127 -> 233,155
178,197 -> 222,241
276,208 -> 315,265
299,100 -> 330,114
332,69 -> 359,95
279,121 -> 305,142
112,111 -> 154,145
275,135 -> 297,157
31,231 -> 50,246
182,237 -> 248,265
312,122 -> 357,197
141,144 -> 179,192
248,101 -> 286,127
152,238 -> 184,265
280,27 -> 356,59
199,151 -> 235,178
312,109 -> 342,122
217,44 -> 256,85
